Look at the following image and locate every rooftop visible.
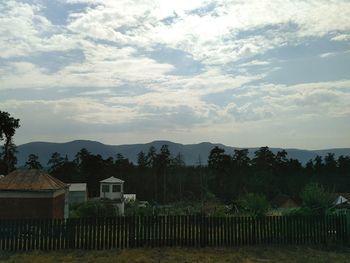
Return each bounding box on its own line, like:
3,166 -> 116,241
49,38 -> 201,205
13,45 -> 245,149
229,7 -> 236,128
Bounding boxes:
100,176 -> 124,184
334,193 -> 350,200
69,183 -> 87,192
0,169 -> 67,191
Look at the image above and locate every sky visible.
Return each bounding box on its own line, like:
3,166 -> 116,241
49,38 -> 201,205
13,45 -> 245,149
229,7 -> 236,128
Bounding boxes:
0,0 -> 350,149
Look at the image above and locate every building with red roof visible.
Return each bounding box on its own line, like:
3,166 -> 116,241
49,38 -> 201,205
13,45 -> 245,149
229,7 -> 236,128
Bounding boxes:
0,169 -> 68,219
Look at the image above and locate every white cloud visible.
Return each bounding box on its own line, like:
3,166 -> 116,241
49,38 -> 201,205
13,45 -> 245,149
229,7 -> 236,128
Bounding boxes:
1,79 -> 349,148
1,98 -> 139,124
331,34 -> 350,42
1,0 -> 350,148
0,1 -> 80,58
0,43 -> 174,89
241,80 -> 350,120
2,0 -> 350,83
79,89 -> 112,96
239,60 -> 271,67
319,52 -> 337,58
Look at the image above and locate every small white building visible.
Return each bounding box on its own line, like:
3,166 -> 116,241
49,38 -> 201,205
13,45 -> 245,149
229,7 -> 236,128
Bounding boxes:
68,183 -> 87,204
100,176 -> 125,215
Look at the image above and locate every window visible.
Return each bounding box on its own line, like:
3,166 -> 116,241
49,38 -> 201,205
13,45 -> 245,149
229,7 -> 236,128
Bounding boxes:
112,184 -> 121,192
102,184 -> 110,193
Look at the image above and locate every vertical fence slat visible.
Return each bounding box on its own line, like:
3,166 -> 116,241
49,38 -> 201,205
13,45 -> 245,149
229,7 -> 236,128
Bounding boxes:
0,219 -> 3,250
120,216 -> 124,249
144,215 -> 148,247
167,215 -> 171,247
111,217 -> 116,248
1,220 -> 6,250
115,216 -> 120,249
227,216 -> 231,246
108,217 -> 112,249
234,217 -> 238,246
147,216 -> 152,247
126,216 -> 130,248
25,219 -> 31,251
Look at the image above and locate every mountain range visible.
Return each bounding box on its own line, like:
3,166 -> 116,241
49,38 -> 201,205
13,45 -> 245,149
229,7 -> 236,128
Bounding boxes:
15,140 -> 350,167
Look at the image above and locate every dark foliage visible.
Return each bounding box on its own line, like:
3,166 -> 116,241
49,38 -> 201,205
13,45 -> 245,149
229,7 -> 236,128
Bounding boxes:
0,111 -> 20,174
25,154 -> 43,169
42,145 -> 350,204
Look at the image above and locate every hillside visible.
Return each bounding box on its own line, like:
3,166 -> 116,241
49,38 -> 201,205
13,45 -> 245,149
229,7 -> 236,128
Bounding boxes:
15,140 -> 350,167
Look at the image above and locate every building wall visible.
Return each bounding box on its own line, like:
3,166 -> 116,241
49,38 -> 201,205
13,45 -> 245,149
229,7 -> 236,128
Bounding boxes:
100,183 -> 123,200
69,191 -> 87,204
0,192 -> 66,219
52,193 -> 65,219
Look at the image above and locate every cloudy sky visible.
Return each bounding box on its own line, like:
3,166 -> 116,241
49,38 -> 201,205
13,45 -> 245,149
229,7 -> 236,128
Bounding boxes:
1,0 -> 350,149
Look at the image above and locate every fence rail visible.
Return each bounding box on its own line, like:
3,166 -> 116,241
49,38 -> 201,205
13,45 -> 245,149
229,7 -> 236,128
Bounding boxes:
0,215 -> 348,251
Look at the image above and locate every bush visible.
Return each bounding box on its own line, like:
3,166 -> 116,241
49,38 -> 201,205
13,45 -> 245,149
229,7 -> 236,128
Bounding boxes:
282,207 -> 308,216
71,201 -> 118,218
239,193 -> 269,217
124,201 -> 154,216
300,183 -> 333,215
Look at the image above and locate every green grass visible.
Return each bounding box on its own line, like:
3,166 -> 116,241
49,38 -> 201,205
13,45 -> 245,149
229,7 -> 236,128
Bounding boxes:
0,246 -> 350,263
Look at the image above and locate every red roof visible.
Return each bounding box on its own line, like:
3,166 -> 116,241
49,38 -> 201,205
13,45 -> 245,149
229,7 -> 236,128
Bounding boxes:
0,169 -> 67,191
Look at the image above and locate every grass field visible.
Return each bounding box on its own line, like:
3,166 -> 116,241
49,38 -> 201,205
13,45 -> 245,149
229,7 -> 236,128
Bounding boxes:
0,246 -> 349,263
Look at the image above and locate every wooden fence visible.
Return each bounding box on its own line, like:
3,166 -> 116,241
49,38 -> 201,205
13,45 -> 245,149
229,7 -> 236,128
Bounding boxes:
0,215 -> 349,251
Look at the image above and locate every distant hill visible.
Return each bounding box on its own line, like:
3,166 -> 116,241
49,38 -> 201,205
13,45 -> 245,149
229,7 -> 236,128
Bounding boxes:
16,140 -> 350,167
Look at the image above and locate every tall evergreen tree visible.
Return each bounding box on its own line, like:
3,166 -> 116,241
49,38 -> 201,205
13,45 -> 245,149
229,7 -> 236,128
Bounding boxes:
0,111 -> 20,174
157,145 -> 171,203
137,151 -> 148,168
25,154 -> 43,169
47,152 -> 65,172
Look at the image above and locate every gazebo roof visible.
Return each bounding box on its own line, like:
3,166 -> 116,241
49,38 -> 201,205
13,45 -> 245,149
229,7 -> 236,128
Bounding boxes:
100,176 -> 124,184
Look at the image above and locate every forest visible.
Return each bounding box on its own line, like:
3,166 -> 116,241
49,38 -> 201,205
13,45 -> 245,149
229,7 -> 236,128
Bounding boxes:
1,110 -> 350,205
20,145 -> 350,204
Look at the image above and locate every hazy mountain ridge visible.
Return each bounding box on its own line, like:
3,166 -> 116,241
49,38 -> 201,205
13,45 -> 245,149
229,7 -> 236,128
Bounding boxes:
16,140 -> 350,167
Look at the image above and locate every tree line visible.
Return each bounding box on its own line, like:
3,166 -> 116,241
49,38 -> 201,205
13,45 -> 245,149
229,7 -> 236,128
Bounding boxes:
1,110 -> 350,205
21,145 -> 350,204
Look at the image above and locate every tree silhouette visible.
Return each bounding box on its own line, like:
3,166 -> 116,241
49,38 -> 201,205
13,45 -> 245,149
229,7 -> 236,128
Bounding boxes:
146,146 -> 157,168
137,151 -> 147,168
157,145 -> 171,203
208,146 -> 230,170
207,146 -> 232,201
47,152 -> 65,172
252,146 -> 275,171
0,111 -> 20,174
0,139 -> 17,173
338,155 -> 350,176
324,153 -> 337,173
25,154 -> 43,169
313,155 -> 324,175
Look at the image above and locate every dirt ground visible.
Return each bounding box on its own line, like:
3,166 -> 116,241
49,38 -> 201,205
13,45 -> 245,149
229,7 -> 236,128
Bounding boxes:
1,246 -> 350,263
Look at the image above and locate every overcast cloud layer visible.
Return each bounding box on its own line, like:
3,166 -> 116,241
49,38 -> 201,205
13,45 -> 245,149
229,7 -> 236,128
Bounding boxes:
1,0 -> 350,149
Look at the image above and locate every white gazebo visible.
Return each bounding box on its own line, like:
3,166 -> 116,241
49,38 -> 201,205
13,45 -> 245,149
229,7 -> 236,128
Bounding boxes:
100,176 -> 125,215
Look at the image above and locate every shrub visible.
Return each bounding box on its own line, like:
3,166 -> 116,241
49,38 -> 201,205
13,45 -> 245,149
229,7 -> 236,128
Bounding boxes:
239,193 -> 269,217
71,201 -> 117,218
124,201 -> 154,216
300,183 -> 333,215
